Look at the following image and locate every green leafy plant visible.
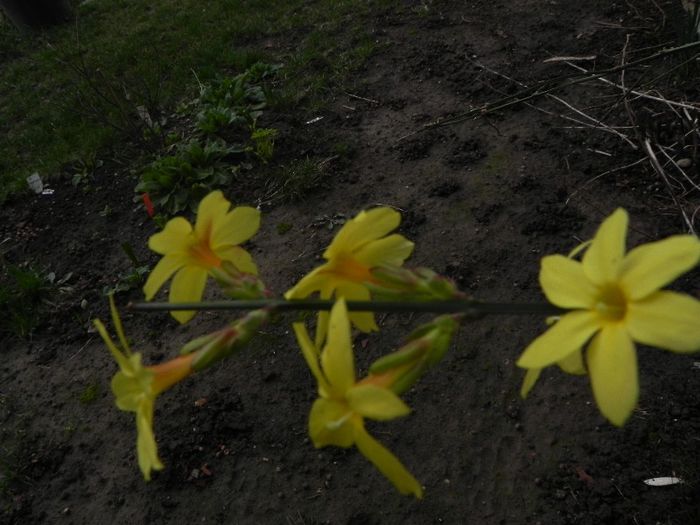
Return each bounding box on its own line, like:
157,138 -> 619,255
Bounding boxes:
79,383 -> 100,404
276,222 -> 292,235
250,127 -> 278,162
0,264 -> 53,338
70,155 -> 104,191
135,140 -> 243,215
194,63 -> 280,136
102,266 -> 150,296
102,243 -> 150,296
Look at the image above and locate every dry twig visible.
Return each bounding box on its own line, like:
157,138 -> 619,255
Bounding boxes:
397,41 -> 700,142
642,138 -> 696,234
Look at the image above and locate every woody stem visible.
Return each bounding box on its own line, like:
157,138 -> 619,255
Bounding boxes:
129,299 -> 563,316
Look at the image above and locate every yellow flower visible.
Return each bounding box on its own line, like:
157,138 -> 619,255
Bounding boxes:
143,190 -> 260,323
517,208 -> 700,426
293,299 -> 423,498
286,207 -> 414,345
94,296 -> 194,480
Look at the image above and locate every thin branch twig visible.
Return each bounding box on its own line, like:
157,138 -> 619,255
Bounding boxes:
642,138 -> 697,235
396,40 -> 700,141
565,60 -> 700,112
565,158 -> 646,205
129,299 -> 563,316
472,60 -> 638,149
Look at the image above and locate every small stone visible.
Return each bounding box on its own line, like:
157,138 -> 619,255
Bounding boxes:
162,497 -> 178,509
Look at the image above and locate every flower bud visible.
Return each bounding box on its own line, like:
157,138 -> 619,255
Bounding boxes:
187,309 -> 270,372
369,265 -> 462,300
210,261 -> 270,300
366,315 -> 459,394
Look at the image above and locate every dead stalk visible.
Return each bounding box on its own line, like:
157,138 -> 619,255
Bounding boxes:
642,138 -> 696,235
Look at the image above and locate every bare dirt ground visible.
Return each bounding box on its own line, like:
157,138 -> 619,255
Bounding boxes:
2,1 -> 700,524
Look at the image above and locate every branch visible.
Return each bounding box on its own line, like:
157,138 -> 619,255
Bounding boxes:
129,299 -> 563,316
397,40 -> 700,141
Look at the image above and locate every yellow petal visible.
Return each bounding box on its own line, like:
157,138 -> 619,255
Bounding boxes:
557,349 -> 586,375
337,282 -> 378,334
517,311 -> 600,368
111,368 -> 148,412
520,368 -> 541,398
582,208 -> 628,285
216,246 -> 258,275
168,266 -> 208,324
143,254 -> 187,300
347,384 -> 411,420
321,299 -> 355,393
94,319 -> 131,371
354,234 -> 414,268
587,326 -> 638,426
539,255 -> 597,309
148,217 -> 193,254
107,295 -> 131,354
354,425 -> 423,498
568,239 -> 592,259
211,206 -> 261,249
308,398 -> 355,448
194,190 -> 230,239
626,291 -> 700,353
324,208 -> 401,259
285,266 -> 327,300
111,354 -> 153,411
292,322 -> 330,392
136,398 -> 164,481
620,236 -> 700,300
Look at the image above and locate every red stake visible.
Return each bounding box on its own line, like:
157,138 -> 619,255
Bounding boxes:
142,193 -> 155,217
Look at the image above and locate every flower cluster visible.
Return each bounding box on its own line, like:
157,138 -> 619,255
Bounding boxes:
94,190 -> 700,497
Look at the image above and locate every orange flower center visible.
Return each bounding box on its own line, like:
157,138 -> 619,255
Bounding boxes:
189,239 -> 222,268
328,254 -> 374,283
594,285 -> 627,321
188,222 -> 222,269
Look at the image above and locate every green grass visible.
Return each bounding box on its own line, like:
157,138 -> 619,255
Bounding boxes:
0,0 -> 395,203
268,157 -> 324,203
78,383 -> 99,405
0,264 -> 53,338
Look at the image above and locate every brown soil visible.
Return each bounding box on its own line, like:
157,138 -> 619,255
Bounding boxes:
2,1 -> 700,524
